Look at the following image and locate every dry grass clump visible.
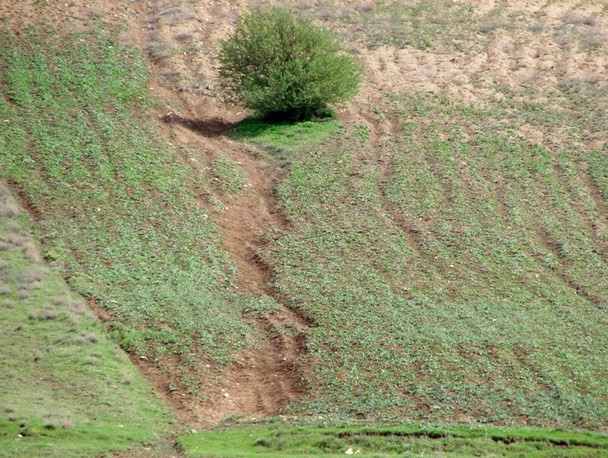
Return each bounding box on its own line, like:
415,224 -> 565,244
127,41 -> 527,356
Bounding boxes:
529,22 -> 546,33
42,413 -> 74,430
52,296 -> 69,307
477,17 -> 506,34
294,0 -> 314,11
18,267 -> 44,284
0,201 -> 20,218
359,1 -> 376,13
4,300 -> 16,308
581,73 -> 604,85
22,241 -> 42,263
76,333 -> 98,345
28,307 -> 59,321
431,12 -> 450,25
120,370 -> 134,385
0,260 -> 8,271
84,355 -> 101,366
0,241 -> 10,251
563,14 -> 596,27
175,29 -> 199,41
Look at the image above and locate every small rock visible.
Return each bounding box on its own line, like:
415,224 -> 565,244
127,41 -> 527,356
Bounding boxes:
223,392 -> 230,398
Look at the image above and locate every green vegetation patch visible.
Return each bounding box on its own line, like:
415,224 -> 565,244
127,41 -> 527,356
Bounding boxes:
0,182 -> 173,457
230,117 -> 340,146
211,157 -> 246,194
256,91 -> 608,428
0,29 -> 258,395
178,420 -> 608,457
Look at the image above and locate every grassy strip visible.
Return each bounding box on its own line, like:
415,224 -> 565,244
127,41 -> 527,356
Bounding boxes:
0,181 -> 173,457
178,421 -> 608,457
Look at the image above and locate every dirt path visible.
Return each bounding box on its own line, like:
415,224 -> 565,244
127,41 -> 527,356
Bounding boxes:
0,0 -> 314,427
136,0 -> 318,425
188,134 -> 313,424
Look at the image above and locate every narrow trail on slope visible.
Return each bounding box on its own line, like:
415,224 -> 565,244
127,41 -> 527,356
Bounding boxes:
197,135 -> 313,424
122,0 -> 315,426
157,109 -> 314,426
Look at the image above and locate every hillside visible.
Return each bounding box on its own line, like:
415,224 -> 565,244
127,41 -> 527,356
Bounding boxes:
1,0 -> 607,456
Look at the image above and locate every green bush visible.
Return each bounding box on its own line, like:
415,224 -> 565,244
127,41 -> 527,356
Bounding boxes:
218,7 -> 361,121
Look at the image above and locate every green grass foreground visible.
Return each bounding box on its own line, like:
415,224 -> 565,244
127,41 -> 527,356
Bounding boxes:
178,421 -> 608,457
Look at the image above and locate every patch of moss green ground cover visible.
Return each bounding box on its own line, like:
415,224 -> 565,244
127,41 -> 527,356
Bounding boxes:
178,420 -> 608,457
0,182 -> 173,457
0,29 -> 257,395
250,90 -> 608,428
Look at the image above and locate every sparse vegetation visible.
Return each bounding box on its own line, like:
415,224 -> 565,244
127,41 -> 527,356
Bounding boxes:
0,183 -> 173,457
0,28 -> 261,402
1,0 -> 607,456
219,7 -> 361,120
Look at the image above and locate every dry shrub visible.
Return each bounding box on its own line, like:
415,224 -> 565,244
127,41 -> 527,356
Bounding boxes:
23,241 -> 42,263
477,17 -> 506,33
555,32 -> 575,49
147,38 -> 176,60
580,27 -> 607,48
359,1 -> 376,13
175,29 -> 199,41
0,201 -> 20,218
334,7 -> 355,19
563,14 -> 596,26
343,42 -> 361,54
316,9 -> 333,20
157,7 -> 196,26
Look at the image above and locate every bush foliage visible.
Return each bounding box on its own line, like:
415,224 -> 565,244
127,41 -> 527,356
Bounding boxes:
219,7 -> 361,120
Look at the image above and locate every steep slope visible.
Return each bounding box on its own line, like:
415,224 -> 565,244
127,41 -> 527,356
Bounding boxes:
1,0 -> 607,436
0,182 -> 174,456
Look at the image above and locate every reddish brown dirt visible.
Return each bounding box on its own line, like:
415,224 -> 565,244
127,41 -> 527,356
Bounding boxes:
159,121 -> 313,425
